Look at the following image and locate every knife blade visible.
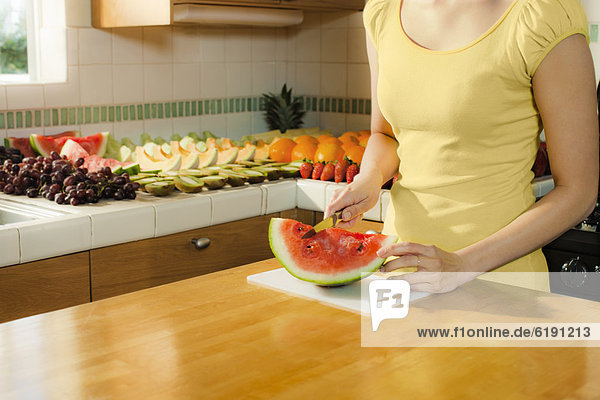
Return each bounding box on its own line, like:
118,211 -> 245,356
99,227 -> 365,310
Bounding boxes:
302,211 -> 344,239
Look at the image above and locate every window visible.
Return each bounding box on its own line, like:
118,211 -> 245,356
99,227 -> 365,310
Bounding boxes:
0,0 -> 66,84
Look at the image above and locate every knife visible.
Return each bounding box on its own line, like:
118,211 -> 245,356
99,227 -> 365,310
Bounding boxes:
302,211 -> 344,239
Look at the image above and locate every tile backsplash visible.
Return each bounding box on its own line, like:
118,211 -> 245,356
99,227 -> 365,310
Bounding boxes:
0,11 -> 371,142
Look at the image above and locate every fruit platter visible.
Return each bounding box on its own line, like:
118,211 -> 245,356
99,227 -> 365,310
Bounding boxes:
1,127 -> 369,205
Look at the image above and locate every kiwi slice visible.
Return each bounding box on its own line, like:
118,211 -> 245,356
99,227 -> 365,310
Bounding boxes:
253,167 -> 283,181
174,176 -> 205,193
130,173 -> 158,181
239,169 -> 267,184
179,168 -> 218,177
236,161 -> 261,167
145,181 -> 175,196
281,166 -> 300,178
159,171 -> 180,178
262,162 -> 288,168
202,175 -> 227,190
219,172 -> 247,187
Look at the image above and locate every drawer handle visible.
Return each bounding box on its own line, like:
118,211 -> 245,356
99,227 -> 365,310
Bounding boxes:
191,237 -> 211,250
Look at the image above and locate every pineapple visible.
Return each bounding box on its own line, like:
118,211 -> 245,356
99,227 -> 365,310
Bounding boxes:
262,84 -> 306,133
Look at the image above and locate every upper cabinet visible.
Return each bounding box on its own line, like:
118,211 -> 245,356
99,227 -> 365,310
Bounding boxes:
92,0 -> 365,28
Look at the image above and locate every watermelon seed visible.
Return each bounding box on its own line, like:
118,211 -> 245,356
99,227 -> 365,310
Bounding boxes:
357,243 -> 364,252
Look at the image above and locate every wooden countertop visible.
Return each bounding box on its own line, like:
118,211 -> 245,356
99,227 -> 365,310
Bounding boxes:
1,258 -> 599,399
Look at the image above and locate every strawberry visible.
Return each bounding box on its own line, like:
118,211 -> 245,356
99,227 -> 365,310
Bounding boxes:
320,162 -> 335,181
312,162 -> 324,180
334,159 -> 350,183
346,164 -> 359,184
300,161 -> 313,179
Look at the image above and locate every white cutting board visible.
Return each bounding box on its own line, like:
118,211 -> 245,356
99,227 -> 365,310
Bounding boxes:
247,268 -> 431,315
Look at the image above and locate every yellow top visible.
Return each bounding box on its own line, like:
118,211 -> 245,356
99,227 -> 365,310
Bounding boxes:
363,0 -> 589,286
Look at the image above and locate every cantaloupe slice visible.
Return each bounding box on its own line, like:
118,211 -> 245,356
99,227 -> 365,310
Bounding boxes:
161,154 -> 182,172
219,137 -> 233,149
236,143 -> 256,162
197,148 -> 218,168
217,147 -> 239,165
255,144 -> 270,160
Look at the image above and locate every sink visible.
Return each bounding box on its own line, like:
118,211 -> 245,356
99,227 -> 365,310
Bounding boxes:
0,199 -> 66,226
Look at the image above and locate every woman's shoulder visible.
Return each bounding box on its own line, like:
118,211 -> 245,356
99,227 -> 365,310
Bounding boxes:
513,0 -> 589,77
363,0 -> 394,48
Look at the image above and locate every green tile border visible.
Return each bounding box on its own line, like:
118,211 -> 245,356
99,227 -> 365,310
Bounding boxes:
0,96 -> 370,133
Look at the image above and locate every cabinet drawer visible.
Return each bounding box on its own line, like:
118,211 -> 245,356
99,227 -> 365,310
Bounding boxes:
0,252 -> 90,323
90,213 -> 279,300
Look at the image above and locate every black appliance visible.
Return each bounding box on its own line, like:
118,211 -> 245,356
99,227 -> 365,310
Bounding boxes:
542,82 -> 600,301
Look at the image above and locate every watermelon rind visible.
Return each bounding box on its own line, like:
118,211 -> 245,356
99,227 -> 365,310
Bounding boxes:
268,218 -> 397,286
30,134 -> 53,157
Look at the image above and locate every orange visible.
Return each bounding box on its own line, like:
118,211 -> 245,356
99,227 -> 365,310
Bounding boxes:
317,134 -> 335,143
268,138 -> 296,163
291,142 -> 317,161
314,143 -> 345,165
358,135 -> 370,147
345,145 -> 365,165
294,135 -> 319,146
341,142 -> 357,153
358,129 -> 371,136
339,135 -> 359,146
339,131 -> 359,141
318,135 -> 343,146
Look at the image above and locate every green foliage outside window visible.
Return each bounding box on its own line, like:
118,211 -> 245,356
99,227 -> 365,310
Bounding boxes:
0,1 -> 28,74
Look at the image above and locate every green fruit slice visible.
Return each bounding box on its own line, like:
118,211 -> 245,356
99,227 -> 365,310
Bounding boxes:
202,175 -> 227,190
145,181 -> 175,196
174,176 -> 205,193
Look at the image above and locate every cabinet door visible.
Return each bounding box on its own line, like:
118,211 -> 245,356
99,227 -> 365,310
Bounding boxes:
279,0 -> 365,11
0,252 -> 90,323
90,213 -> 279,300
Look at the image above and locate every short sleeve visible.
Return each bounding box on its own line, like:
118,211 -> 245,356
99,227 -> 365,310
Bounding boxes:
517,0 -> 590,77
363,0 -> 387,50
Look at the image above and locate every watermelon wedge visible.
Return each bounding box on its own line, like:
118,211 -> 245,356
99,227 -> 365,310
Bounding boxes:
269,218 -> 397,286
30,132 -> 109,157
4,137 -> 35,157
60,139 -> 90,160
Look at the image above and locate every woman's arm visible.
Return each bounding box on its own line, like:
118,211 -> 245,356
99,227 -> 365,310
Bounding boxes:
379,34 -> 599,292
325,33 -> 400,225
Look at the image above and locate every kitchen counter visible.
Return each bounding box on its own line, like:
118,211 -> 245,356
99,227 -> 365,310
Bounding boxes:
0,176 -> 555,267
0,257 -> 598,399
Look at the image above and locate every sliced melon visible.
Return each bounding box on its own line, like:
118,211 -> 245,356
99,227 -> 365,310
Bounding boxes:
123,162 -> 141,175
119,145 -> 133,162
179,136 -> 196,150
161,143 -> 172,158
216,147 -> 239,165
235,143 -> 256,162
255,145 -> 270,160
174,176 -> 205,193
195,148 -> 218,168
161,154 -> 182,172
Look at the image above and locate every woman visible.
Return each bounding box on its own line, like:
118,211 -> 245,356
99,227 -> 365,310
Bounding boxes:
325,0 -> 599,292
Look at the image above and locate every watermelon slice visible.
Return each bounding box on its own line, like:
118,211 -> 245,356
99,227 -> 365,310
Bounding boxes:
60,139 -> 90,160
269,218 -> 397,286
54,132 -> 110,157
83,155 -> 122,173
4,137 -> 35,157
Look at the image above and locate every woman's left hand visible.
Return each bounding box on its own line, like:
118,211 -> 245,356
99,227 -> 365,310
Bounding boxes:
377,242 -> 480,293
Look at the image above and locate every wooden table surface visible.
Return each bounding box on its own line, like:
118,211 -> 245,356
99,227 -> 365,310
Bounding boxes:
1,258 -> 599,400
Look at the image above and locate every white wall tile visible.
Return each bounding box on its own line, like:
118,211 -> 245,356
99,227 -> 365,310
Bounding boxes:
113,64 -> 144,104
252,28 -> 276,62
79,65 -> 113,105
200,62 -> 227,98
321,11 -> 350,29
299,12 -> 321,28
303,111 -> 319,128
347,63 -> 370,98
321,63 -> 347,97
0,86 -> 6,109
227,113 -> 253,139
173,116 -> 201,136
275,28 -> 287,61
173,63 -> 201,100
44,125 -> 77,136
294,28 -> 321,62
44,66 -> 80,108
199,28 -> 225,62
67,28 -> 79,66
227,63 -> 252,97
201,114 -> 227,137
113,120 -> 144,141
251,111 -> 269,134
80,123 -> 114,136
6,85 -> 45,109
143,119 -> 173,138
154,196 -> 211,237
172,26 -> 201,63
319,113 -> 347,135
7,127 -> 44,138
348,11 -> 364,28
294,62 -> 320,95
144,64 -> 173,102
112,27 -> 143,64
347,28 -> 368,63
143,26 -> 172,64
79,28 -> 112,65
346,114 -> 371,131
252,62 -> 276,94
275,62 -> 287,89
321,28 -> 347,63
225,29 -> 252,62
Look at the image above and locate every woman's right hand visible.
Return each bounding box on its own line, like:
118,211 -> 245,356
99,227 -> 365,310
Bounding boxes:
324,171 -> 383,228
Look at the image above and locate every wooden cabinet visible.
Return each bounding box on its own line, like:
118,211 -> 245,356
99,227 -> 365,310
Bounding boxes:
92,0 -> 365,28
0,252 -> 90,324
90,213 -> 279,300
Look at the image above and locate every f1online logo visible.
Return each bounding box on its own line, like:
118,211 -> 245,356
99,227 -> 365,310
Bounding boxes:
369,280 -> 410,331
